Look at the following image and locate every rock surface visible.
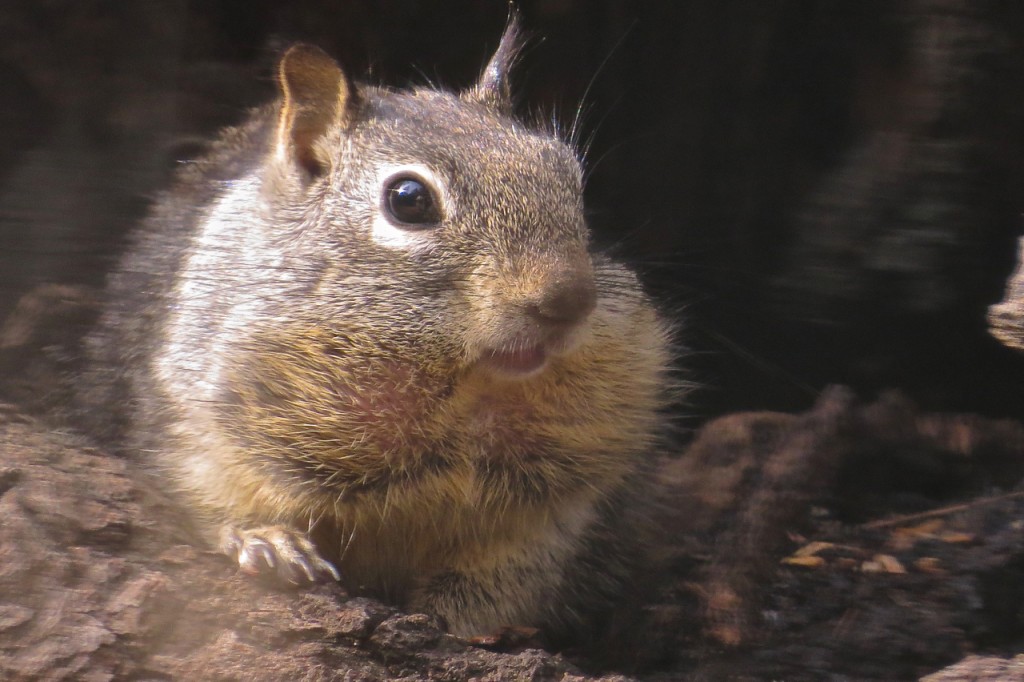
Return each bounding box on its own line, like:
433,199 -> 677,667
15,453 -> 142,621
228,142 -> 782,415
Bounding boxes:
990,237 -> 1024,352
2,390 -> 1023,680
0,407 -> 622,681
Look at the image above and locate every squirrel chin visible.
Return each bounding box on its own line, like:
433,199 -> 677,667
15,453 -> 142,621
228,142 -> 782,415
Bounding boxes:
477,345 -> 550,378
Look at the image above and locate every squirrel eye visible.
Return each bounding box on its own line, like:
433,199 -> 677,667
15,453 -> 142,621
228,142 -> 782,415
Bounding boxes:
383,176 -> 441,227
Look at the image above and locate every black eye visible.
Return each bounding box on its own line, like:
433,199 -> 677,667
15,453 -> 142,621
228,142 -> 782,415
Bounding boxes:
383,176 -> 441,227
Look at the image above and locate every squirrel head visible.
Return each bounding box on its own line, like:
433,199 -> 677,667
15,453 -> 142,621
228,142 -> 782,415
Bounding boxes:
261,18 -> 597,380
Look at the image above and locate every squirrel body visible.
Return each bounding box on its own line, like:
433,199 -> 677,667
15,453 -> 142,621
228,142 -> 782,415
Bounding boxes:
87,22 -> 673,637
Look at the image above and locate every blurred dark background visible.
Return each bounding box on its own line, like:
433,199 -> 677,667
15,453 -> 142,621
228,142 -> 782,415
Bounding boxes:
1,0 -> 1023,423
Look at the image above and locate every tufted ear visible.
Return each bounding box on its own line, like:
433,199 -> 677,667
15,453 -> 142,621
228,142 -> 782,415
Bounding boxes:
275,44 -> 359,178
465,10 -> 523,114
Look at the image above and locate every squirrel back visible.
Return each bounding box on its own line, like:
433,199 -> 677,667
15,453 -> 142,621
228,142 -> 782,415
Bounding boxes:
87,20 -> 675,638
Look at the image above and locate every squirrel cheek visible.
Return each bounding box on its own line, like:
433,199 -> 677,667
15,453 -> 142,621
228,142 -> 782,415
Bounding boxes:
369,213 -> 437,254
333,362 -> 447,453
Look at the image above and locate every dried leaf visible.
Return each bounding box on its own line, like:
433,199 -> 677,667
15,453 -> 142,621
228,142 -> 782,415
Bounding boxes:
793,541 -> 834,557
862,554 -> 906,574
782,555 -> 826,569
891,519 -> 944,538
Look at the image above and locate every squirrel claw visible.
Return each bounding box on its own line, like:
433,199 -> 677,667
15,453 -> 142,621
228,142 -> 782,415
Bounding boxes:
220,525 -> 341,586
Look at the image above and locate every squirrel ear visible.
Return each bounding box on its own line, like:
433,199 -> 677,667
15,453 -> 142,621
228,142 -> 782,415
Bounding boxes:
275,44 -> 358,177
466,9 -> 523,113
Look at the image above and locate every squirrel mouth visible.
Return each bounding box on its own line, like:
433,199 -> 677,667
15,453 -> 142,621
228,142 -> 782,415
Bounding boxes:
477,345 -> 549,377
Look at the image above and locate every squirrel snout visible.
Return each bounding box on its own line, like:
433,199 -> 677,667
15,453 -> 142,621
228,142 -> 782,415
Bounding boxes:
525,269 -> 597,328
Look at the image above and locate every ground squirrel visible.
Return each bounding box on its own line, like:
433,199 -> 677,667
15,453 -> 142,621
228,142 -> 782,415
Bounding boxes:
84,19 -> 675,638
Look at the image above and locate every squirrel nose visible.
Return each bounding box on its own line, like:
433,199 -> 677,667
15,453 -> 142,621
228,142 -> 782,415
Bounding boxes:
527,271 -> 597,326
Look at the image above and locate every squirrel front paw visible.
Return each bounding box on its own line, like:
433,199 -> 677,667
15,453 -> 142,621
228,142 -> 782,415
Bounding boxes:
219,525 -> 341,586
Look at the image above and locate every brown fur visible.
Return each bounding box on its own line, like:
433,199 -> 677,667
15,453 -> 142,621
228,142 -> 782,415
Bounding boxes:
87,19 -> 675,638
